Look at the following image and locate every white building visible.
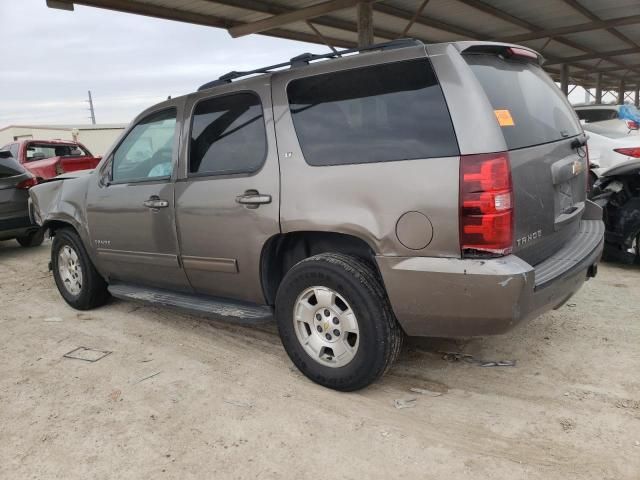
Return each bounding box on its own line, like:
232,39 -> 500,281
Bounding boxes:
0,124 -> 127,156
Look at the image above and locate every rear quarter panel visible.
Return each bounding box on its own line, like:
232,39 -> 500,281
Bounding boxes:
271,45 -> 461,257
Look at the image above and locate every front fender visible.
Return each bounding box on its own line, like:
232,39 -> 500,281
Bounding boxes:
29,174 -> 93,251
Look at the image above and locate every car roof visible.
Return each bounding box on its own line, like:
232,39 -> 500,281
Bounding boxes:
19,139 -> 81,146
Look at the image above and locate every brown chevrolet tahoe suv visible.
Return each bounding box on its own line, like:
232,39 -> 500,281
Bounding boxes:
29,40 -> 604,391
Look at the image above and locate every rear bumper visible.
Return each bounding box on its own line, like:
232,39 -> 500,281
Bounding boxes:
377,218 -> 604,337
0,215 -> 39,241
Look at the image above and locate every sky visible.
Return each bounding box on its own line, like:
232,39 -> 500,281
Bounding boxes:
1,0 -> 607,128
0,0 -> 314,127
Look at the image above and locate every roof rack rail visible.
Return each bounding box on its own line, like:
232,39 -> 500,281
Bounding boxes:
197,38 -> 422,91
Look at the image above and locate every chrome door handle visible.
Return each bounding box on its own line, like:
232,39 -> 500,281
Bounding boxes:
236,191 -> 272,208
143,196 -> 169,209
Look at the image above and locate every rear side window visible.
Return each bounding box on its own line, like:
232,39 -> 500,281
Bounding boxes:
287,58 -> 459,166
464,54 -> 581,150
189,92 -> 267,176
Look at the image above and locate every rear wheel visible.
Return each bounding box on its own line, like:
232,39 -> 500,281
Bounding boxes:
16,229 -> 44,248
52,229 -> 109,310
275,253 -> 403,391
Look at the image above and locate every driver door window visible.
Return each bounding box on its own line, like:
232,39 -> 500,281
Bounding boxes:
112,109 -> 177,182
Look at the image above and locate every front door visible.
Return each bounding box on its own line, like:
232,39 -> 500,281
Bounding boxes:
86,105 -> 190,291
174,79 -> 280,304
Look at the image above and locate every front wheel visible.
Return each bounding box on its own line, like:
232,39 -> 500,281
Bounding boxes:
275,253 -> 403,391
51,229 -> 109,310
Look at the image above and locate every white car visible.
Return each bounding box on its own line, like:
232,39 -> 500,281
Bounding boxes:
575,104 -> 640,136
586,129 -> 640,180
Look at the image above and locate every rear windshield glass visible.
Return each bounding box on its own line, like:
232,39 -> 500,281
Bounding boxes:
26,143 -> 89,161
464,54 -> 581,150
287,58 -> 459,166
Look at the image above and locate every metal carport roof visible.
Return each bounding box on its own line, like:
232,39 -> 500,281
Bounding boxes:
46,0 -> 640,101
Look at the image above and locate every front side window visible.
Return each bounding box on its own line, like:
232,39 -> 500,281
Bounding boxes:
189,92 -> 267,176
287,59 -> 459,166
112,109 -> 177,183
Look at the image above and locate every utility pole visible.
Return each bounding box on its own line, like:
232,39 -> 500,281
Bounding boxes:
86,90 -> 96,125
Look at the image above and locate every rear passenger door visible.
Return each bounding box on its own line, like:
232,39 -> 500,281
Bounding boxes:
174,78 -> 280,304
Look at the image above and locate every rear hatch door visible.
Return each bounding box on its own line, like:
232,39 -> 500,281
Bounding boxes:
0,155 -> 32,221
463,49 -> 588,266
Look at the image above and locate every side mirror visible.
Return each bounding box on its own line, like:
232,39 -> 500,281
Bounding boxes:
0,149 -> 12,158
98,157 -> 112,187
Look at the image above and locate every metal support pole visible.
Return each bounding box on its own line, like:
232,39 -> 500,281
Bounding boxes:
560,64 -> 569,97
357,1 -> 373,48
87,90 -> 96,125
618,79 -> 626,104
595,73 -> 602,104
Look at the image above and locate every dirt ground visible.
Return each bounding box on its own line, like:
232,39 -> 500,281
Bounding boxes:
0,240 -> 639,480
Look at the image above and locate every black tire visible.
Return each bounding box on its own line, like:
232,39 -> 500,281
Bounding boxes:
275,253 -> 403,391
16,228 -> 45,248
51,228 -> 110,310
587,171 -> 598,198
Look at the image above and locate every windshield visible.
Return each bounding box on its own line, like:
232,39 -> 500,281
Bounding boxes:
464,54 -> 582,150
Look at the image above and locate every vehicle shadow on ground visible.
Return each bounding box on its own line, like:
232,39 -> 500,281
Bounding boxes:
0,240 -> 49,260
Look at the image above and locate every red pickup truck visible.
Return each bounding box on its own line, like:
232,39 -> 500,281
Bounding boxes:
0,139 -> 101,181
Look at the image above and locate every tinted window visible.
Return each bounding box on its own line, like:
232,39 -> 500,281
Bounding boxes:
287,59 -> 459,166
464,54 -> 582,150
576,108 -> 618,123
190,92 -> 266,175
112,109 -> 177,183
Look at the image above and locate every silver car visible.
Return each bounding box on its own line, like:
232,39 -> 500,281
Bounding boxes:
30,40 -> 604,390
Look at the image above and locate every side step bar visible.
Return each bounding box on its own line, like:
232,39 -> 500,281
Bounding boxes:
108,284 -> 273,324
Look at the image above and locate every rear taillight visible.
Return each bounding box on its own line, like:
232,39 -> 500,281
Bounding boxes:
613,147 -> 640,158
16,177 -> 38,189
460,152 -> 514,257
626,120 -> 639,131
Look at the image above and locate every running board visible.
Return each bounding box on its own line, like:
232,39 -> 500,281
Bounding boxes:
108,284 -> 273,324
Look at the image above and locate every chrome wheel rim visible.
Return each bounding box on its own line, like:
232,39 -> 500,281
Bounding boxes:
58,245 -> 83,296
293,286 -> 360,368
